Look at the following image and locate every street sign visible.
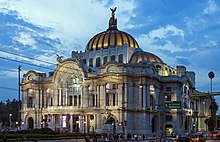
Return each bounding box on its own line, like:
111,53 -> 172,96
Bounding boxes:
164,101 -> 181,109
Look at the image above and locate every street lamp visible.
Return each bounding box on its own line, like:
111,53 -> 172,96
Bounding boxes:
18,65 -> 21,129
208,71 -> 215,99
9,114 -> 12,130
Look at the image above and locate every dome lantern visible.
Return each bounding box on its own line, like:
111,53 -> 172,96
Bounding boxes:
85,7 -> 139,52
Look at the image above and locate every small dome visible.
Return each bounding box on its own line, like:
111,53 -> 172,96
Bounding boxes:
129,50 -> 164,64
85,7 -> 139,52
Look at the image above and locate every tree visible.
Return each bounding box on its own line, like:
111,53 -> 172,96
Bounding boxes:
208,99 -> 219,131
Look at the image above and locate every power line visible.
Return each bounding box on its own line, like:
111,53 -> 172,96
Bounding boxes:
0,86 -> 18,91
0,49 -> 85,74
0,49 -> 55,66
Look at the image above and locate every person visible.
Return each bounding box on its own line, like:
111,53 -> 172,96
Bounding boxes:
142,134 -> 145,140
3,136 -> 7,142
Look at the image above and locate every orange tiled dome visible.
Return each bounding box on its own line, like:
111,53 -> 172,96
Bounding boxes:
130,49 -> 164,64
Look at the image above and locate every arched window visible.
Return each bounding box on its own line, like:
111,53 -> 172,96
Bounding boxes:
96,57 -> 101,67
103,56 -> 108,65
111,55 -> 115,61
28,97 -> 33,108
89,58 -> 93,67
118,54 -> 123,63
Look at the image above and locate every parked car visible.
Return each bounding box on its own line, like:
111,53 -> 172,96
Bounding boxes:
210,130 -> 220,139
190,133 -> 205,142
179,136 -> 190,142
164,137 -> 177,142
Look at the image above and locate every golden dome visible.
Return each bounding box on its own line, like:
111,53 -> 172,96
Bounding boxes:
85,7 -> 139,52
86,29 -> 139,52
129,49 -> 164,64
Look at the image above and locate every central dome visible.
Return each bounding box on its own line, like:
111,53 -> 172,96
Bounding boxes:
85,7 -> 139,52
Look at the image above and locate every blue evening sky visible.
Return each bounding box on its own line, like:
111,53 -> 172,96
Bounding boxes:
0,0 -> 220,111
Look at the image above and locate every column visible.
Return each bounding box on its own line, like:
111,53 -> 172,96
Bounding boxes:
43,90 -> 46,108
155,87 -> 159,108
39,89 -> 43,108
117,84 -> 123,108
100,84 -> 105,107
65,88 -> 68,106
79,115 -> 84,133
82,85 -> 89,107
60,114 -> 63,132
147,84 -> 150,108
124,83 -> 128,107
59,89 -> 62,106
97,85 -> 100,107
23,90 -> 27,108
51,114 -> 55,131
143,84 -> 147,108
70,114 -> 73,133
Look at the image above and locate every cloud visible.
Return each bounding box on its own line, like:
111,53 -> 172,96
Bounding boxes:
203,0 -> 218,15
13,32 -> 36,47
0,0 -> 136,53
0,68 -> 27,78
148,25 -> 184,40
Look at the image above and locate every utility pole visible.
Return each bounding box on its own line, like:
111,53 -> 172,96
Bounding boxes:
18,65 -> 21,130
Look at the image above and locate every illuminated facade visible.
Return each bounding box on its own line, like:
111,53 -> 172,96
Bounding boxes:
21,8 -> 210,136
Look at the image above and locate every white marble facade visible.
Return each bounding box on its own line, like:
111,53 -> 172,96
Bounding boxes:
21,8 -> 208,137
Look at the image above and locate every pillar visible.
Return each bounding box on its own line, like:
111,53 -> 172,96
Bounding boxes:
51,114 -> 55,131
143,83 -> 146,108
60,114 -> 63,132
100,84 -> 105,107
70,114 -> 73,133
59,89 -> 62,106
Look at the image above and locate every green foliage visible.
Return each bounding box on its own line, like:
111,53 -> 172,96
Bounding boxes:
209,99 -> 219,115
31,128 -> 54,134
0,99 -> 19,126
207,117 -> 215,131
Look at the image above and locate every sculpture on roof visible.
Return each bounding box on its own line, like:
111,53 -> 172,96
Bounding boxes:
56,54 -> 64,63
109,7 -> 117,28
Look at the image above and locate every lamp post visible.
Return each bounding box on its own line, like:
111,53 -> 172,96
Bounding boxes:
18,65 -> 21,130
9,114 -> 12,130
208,71 -> 215,99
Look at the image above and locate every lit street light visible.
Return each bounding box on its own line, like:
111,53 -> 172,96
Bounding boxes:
9,114 -> 12,130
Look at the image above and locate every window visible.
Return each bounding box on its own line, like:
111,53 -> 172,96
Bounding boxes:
166,115 -> 172,122
106,93 -> 109,106
89,58 -> 93,67
166,87 -> 172,92
27,97 -> 33,108
83,59 -> 86,65
103,56 -> 108,65
118,54 -> 123,63
74,95 -> 77,106
79,95 -> 81,107
69,96 -> 73,106
113,93 -> 116,106
96,57 -> 101,67
165,95 -> 171,101
111,55 -> 115,61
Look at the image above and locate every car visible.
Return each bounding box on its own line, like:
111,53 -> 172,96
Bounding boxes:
164,137 -> 177,142
190,133 -> 205,142
210,130 -> 220,139
178,136 -> 190,142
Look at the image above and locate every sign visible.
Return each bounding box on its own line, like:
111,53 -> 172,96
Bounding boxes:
164,101 -> 181,109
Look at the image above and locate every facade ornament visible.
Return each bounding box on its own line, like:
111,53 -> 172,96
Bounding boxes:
109,7 -> 117,29
56,54 -> 64,63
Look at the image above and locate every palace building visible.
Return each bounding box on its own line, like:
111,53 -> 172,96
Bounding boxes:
21,8 -> 210,136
